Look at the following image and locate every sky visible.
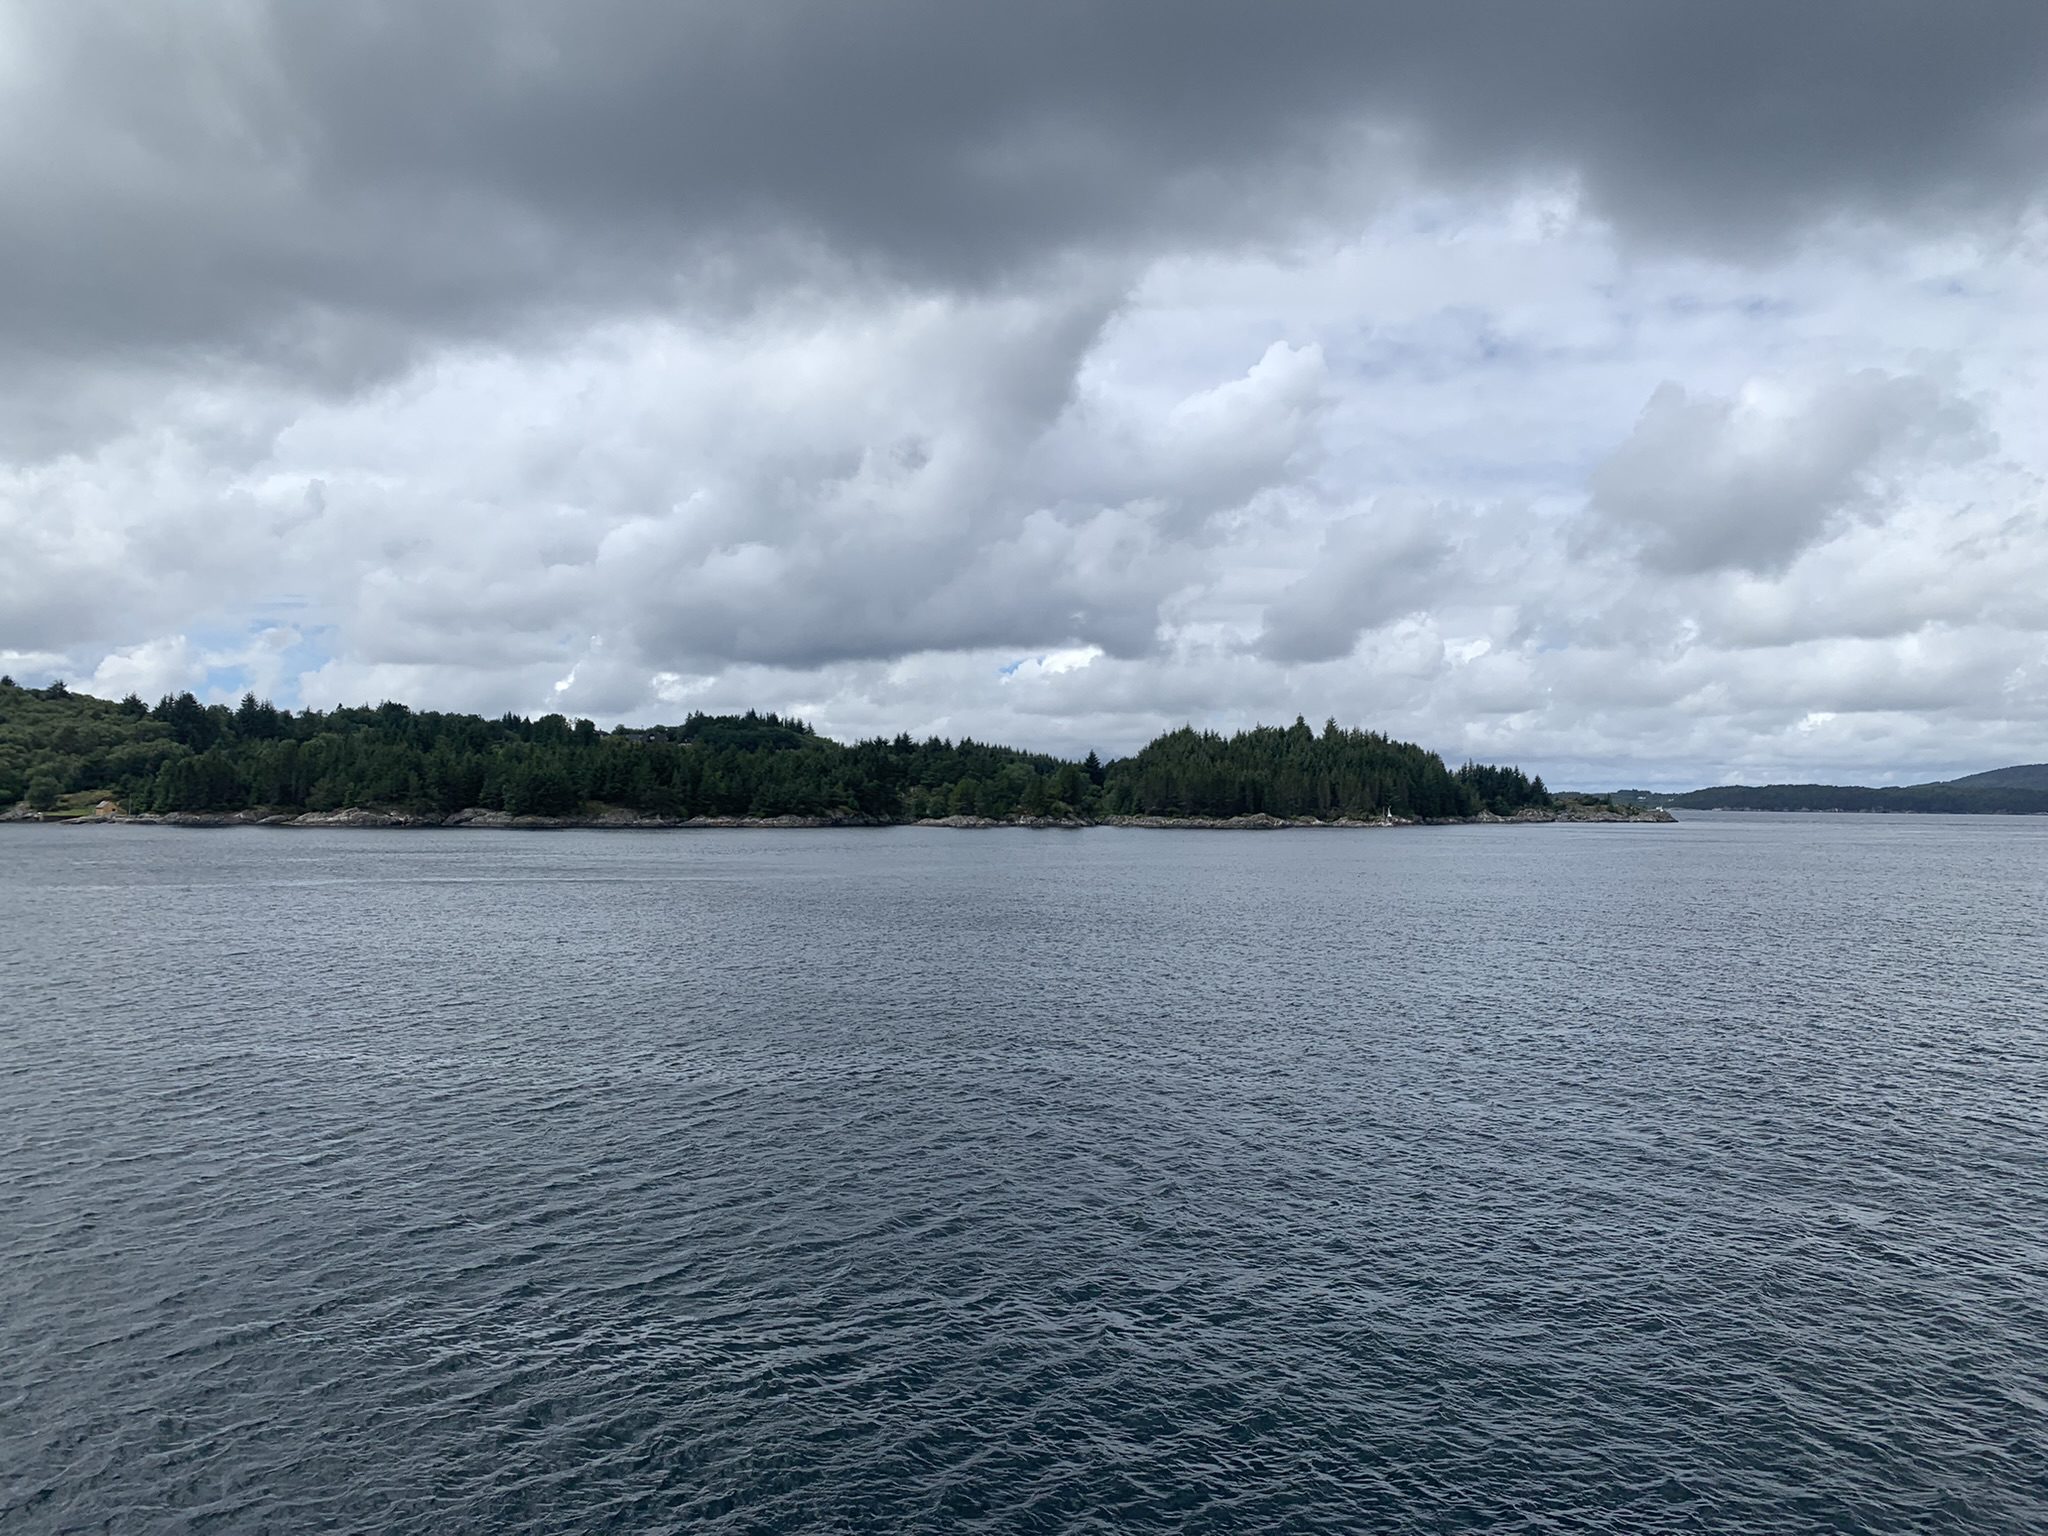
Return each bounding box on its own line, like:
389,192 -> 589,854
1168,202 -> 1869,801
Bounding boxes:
5,3 -> 2048,788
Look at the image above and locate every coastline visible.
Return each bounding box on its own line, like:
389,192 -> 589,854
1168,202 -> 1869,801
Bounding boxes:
4,804 -> 1675,830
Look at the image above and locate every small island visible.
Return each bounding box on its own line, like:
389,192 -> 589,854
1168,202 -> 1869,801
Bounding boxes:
0,678 -> 1670,829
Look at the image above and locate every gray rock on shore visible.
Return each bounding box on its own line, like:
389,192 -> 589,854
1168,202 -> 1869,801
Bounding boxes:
16,800 -> 1673,829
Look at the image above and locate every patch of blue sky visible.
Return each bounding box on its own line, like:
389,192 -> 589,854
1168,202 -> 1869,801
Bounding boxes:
194,622 -> 334,708
201,661 -> 252,700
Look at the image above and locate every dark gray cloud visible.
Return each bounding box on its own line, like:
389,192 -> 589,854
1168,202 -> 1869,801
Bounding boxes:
1257,500 -> 1457,663
9,0 -> 2048,418
1587,372 -> 1987,574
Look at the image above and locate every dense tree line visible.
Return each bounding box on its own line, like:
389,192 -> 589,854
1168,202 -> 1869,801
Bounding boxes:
1098,717 -> 1547,819
0,680 -> 1092,819
1,679 -> 1548,822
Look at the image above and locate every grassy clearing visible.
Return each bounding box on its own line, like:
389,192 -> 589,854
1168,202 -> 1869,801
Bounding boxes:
43,788 -> 120,820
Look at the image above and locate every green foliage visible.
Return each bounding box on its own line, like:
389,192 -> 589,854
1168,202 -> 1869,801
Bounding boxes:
1100,715 -> 1523,820
0,678 -> 1553,825
674,710 -> 815,753
26,772 -> 61,811
1453,761 -> 1552,815
504,759 -> 580,816
1,679 -> 180,809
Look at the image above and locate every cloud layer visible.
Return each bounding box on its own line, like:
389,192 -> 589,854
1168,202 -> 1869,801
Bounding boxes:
5,3 -> 2048,786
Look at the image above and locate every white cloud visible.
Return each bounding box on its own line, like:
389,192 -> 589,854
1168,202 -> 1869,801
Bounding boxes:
6,171 -> 2048,787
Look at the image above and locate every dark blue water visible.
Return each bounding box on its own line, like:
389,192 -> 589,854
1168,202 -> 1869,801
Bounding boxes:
3,817 -> 2045,1534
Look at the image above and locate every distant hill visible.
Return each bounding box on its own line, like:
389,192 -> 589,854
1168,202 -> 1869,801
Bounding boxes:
1600,789 -> 1668,807
1659,779 -> 2048,815
1930,763 -> 2048,791
1603,758 -> 2048,815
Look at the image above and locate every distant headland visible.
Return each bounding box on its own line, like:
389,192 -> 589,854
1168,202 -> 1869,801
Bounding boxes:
0,678 -> 1669,829
1611,765 -> 2048,816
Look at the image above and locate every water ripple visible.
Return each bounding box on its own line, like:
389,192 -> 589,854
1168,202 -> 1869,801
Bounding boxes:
3,817 -> 2045,1533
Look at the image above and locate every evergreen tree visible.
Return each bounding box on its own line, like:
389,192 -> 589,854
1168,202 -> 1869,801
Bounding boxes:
0,685 -> 1565,825
1018,774 -> 1049,816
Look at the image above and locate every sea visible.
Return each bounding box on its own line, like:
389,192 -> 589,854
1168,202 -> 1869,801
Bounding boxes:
3,814 -> 2043,1534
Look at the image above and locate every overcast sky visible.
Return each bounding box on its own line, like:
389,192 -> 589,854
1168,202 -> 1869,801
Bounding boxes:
6,2 -> 2048,786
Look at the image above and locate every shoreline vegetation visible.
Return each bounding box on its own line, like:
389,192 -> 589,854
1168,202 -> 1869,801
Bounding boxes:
11,803 -> 1669,830
0,677 -> 1671,830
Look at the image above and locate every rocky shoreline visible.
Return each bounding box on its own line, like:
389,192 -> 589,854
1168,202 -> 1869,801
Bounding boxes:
7,802 -> 1674,829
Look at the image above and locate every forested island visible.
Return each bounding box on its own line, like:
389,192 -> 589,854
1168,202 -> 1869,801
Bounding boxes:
0,678 -> 1663,827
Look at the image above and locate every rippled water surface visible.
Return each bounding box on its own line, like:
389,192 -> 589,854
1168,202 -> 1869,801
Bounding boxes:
4,817 -> 2046,1534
